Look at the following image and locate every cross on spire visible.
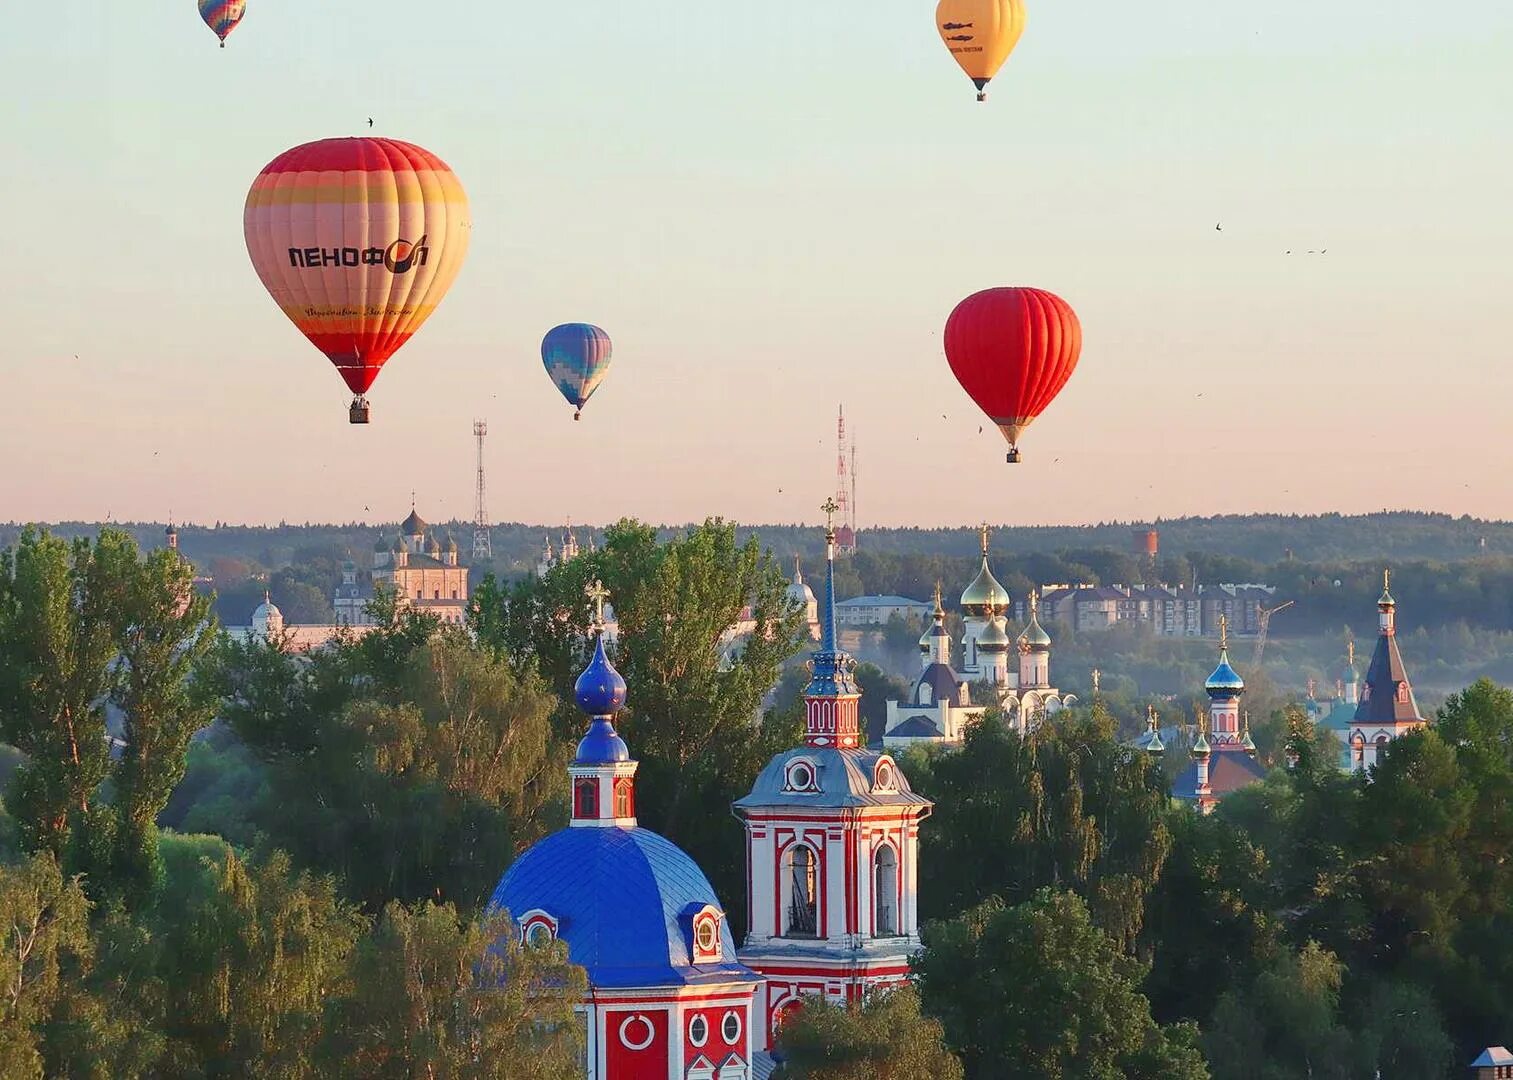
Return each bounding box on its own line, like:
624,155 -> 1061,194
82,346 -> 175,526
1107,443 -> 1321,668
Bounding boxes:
1091,668 -> 1101,694
979,523 -> 990,556
821,497 -> 840,532
1219,614 -> 1229,651
586,580 -> 610,628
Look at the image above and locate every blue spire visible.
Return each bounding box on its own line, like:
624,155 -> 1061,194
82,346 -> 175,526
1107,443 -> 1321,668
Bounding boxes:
805,501 -> 859,700
574,583 -> 630,765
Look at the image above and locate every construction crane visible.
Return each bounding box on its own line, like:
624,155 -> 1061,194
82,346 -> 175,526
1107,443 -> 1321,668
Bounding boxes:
1252,600 -> 1294,667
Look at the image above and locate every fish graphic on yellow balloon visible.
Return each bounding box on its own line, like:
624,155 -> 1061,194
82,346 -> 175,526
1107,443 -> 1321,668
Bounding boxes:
936,0 -> 1025,101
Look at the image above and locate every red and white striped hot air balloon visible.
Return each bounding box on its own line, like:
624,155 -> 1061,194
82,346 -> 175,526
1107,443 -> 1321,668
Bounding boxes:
243,138 -> 471,423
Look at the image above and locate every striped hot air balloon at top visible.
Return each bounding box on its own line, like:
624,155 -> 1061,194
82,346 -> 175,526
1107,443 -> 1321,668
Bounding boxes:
541,324 -> 614,420
198,0 -> 246,47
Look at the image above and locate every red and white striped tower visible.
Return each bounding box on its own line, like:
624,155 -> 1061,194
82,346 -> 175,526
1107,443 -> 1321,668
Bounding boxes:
733,501 -> 932,1053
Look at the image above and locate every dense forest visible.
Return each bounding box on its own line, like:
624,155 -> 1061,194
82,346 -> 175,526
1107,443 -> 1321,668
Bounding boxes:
1,523 -> 1511,1077
8,512 -> 1513,640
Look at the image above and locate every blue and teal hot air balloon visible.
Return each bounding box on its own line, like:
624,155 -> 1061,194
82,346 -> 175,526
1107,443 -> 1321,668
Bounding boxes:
541,323 -> 613,421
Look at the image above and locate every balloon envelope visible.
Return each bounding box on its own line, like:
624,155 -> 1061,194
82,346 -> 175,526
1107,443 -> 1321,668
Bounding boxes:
935,0 -> 1026,99
243,138 -> 470,400
198,0 -> 246,44
541,324 -> 613,416
944,287 -> 1081,451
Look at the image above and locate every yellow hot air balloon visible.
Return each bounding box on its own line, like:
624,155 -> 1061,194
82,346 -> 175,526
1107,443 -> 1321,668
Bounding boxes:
936,0 -> 1026,102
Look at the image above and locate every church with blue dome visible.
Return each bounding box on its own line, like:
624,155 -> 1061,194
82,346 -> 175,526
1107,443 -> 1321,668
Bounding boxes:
1173,616 -> 1266,813
490,586 -> 762,1080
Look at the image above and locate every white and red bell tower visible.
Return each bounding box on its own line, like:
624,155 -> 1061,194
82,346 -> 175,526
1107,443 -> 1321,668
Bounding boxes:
733,501 -> 933,1052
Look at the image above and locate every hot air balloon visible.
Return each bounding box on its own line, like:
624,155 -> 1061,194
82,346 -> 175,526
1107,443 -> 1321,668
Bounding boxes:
198,0 -> 246,47
243,138 -> 471,424
541,324 -> 613,420
944,287 -> 1081,462
936,0 -> 1025,101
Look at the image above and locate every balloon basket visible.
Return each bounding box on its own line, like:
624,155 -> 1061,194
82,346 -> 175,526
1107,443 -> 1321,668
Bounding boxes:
976,92 -> 987,102
573,410 -> 581,422
1006,448 -> 1021,464
349,397 -> 371,424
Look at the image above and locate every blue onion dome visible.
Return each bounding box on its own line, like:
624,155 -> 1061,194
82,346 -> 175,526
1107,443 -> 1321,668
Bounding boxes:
575,633 -> 627,717
1206,649 -> 1245,698
573,633 -> 629,764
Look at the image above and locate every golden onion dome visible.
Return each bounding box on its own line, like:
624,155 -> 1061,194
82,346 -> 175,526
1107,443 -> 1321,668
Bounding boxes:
977,614 -> 1012,652
1018,592 -> 1052,651
960,525 -> 1008,616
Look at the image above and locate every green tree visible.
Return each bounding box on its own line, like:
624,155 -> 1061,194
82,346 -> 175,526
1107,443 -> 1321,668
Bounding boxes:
772,985 -> 963,1080
0,853 -> 92,1079
907,707 -> 1171,946
1141,810 -> 1277,1026
144,845 -> 366,1076
1203,942 -> 1354,1080
214,621 -> 566,912
325,903 -> 586,1079
916,889 -> 1207,1080
0,527 -> 217,903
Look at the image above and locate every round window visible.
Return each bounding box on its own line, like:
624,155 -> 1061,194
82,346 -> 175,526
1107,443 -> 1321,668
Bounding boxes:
689,1014 -> 709,1047
788,763 -> 812,790
525,922 -> 553,948
876,762 -> 894,789
722,1009 -> 742,1043
696,918 -> 718,954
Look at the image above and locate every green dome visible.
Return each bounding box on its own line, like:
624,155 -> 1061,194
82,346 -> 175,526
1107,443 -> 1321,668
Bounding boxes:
373,534 -> 389,552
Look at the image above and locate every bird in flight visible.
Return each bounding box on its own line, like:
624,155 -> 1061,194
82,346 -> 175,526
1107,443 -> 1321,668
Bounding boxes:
367,118 -> 374,128
1215,223 -> 1222,232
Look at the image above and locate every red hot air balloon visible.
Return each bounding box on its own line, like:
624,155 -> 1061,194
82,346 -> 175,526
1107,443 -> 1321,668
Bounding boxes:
944,287 -> 1081,463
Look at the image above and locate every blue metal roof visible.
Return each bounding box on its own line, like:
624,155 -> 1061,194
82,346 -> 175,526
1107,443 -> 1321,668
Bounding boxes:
489,826 -> 757,989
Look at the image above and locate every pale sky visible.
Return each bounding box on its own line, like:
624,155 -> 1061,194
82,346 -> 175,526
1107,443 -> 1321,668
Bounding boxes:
2,1 -> 1511,528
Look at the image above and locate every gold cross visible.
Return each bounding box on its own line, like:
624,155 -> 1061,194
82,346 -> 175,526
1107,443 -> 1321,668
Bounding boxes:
1091,668 -> 1101,693
821,498 -> 839,531
586,580 -> 610,626
979,523 -> 990,556
1219,614 -> 1229,651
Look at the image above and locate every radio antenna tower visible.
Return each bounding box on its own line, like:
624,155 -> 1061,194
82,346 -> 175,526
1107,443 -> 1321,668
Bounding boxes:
850,440 -> 857,535
472,420 -> 491,560
834,406 -> 857,553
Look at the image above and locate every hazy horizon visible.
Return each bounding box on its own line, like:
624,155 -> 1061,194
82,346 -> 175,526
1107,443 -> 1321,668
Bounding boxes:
4,2 -> 1511,528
